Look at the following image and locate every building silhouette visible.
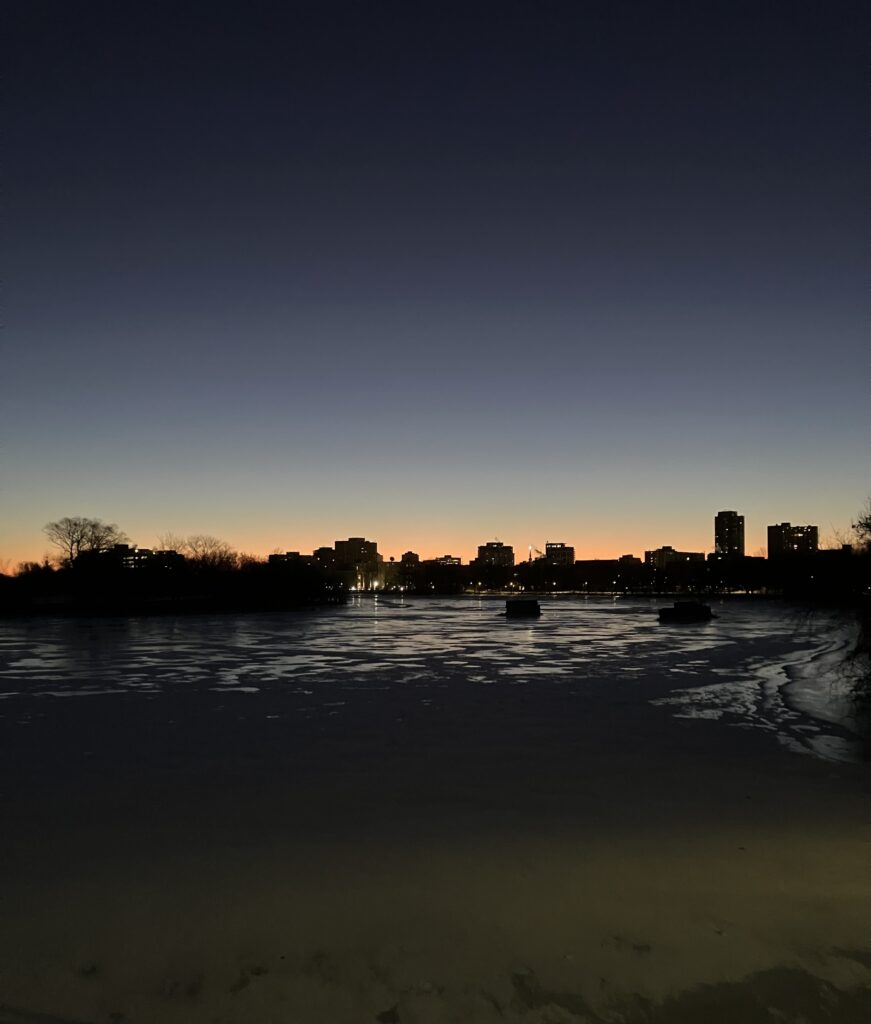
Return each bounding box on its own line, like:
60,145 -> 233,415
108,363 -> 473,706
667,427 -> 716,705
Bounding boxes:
395,551 -> 420,589
474,541 -> 514,567
644,546 -> 704,570
268,550 -> 311,565
108,544 -> 185,570
313,546 -> 336,569
767,523 -> 819,557
544,542 -> 575,566
714,511 -> 745,558
311,537 -> 383,589
334,537 -> 378,566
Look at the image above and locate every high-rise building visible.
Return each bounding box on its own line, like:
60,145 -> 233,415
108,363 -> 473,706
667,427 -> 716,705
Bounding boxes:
767,523 -> 818,558
714,511 -> 745,558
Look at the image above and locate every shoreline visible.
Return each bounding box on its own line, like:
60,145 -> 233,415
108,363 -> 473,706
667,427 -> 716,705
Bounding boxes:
2,589 -> 866,621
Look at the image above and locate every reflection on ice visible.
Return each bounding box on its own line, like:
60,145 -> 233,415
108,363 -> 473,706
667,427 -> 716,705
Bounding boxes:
652,619 -> 862,762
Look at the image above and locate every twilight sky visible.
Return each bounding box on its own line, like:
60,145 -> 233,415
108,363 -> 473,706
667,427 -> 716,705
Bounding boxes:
4,1 -> 869,565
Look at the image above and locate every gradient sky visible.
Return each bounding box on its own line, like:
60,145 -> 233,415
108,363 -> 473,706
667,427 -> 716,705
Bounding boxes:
4,1 -> 869,566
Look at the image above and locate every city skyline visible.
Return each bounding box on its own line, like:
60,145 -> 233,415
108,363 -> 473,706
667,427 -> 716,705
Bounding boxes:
8,506 -> 846,571
4,3 -> 869,572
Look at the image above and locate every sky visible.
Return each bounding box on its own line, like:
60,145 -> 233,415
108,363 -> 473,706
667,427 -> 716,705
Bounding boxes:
3,0 -> 869,566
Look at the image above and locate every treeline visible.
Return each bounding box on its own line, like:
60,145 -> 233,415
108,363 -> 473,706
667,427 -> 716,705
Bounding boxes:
1,553 -> 341,617
0,518 -> 341,616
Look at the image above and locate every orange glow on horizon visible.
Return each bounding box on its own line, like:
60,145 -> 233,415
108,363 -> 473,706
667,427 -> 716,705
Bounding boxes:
4,524 -> 785,572
222,526 -> 728,565
186,530 -> 723,566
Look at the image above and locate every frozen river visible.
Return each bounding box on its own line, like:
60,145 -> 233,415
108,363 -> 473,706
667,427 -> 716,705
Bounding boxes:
0,597 -> 869,1023
0,595 -> 863,763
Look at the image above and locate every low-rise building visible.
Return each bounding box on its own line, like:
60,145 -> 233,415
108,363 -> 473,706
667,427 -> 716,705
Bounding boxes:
474,541 -> 514,567
268,551 -> 312,566
644,546 -> 705,570
332,537 -> 383,589
545,542 -> 574,566
108,544 -> 185,570
767,523 -> 819,557
430,555 -> 461,566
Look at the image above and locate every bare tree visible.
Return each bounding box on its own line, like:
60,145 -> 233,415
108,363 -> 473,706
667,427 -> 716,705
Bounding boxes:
238,552 -> 266,569
156,532 -> 187,553
854,498 -> 871,550
16,558 -> 53,575
43,516 -> 128,567
820,526 -> 853,550
183,535 -> 238,570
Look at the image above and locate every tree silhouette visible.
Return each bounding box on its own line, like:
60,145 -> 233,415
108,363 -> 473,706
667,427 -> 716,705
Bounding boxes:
182,534 -> 238,570
854,499 -> 871,550
156,532 -> 187,553
43,516 -> 128,567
